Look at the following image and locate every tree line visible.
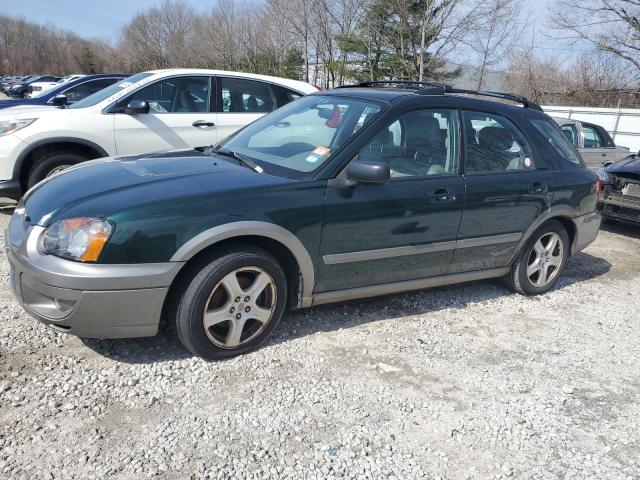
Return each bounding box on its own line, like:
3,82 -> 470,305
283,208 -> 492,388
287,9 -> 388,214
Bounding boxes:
1,0 -> 639,107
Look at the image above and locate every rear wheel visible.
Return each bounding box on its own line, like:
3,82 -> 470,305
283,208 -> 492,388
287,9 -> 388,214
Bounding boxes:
173,246 -> 287,360
27,152 -> 87,188
506,220 -> 569,295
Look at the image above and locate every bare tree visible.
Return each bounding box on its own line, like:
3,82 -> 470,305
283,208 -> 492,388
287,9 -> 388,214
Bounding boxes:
471,0 -> 527,90
550,0 -> 640,71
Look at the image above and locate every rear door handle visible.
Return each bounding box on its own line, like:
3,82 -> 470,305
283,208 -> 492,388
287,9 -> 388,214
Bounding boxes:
429,188 -> 457,203
192,120 -> 215,128
530,182 -> 547,194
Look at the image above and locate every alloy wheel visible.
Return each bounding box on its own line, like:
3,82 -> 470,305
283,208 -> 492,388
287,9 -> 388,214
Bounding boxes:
46,165 -> 71,178
202,267 -> 277,348
527,232 -> 564,287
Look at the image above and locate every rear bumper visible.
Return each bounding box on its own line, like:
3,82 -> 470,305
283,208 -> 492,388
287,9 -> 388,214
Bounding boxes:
6,221 -> 184,339
571,211 -> 602,253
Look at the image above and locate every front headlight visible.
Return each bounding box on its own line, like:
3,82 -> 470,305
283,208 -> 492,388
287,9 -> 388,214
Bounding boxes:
43,218 -> 113,262
0,118 -> 37,136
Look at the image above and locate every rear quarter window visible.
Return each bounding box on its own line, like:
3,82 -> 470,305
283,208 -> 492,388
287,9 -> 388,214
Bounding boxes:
530,118 -> 584,167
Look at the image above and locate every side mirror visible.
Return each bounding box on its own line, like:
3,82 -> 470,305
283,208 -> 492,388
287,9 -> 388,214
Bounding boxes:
346,160 -> 390,184
52,94 -> 68,107
124,100 -> 150,115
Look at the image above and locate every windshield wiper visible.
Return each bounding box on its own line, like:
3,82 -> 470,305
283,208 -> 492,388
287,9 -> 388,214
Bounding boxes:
207,147 -> 263,173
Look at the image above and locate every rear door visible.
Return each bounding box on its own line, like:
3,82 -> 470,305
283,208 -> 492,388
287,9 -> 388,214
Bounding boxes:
317,108 -> 465,293
448,110 -> 553,274
114,75 -> 217,155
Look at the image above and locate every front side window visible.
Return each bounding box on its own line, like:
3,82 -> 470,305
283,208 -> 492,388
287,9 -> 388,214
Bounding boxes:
128,76 -> 210,113
220,78 -> 276,113
582,125 -> 603,148
531,118 -> 583,166
358,109 -> 459,177
463,111 -> 534,173
218,95 -> 382,175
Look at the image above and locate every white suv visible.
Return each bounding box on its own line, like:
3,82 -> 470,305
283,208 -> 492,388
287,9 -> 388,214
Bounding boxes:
0,69 -> 317,199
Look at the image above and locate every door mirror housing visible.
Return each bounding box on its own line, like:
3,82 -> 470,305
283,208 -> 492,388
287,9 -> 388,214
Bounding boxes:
124,100 -> 150,115
51,94 -> 68,107
346,160 -> 390,184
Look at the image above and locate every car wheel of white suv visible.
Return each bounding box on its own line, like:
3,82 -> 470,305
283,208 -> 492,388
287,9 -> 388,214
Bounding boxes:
28,152 -> 86,188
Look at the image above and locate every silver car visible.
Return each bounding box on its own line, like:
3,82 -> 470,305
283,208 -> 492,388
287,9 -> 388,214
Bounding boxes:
553,117 -> 630,170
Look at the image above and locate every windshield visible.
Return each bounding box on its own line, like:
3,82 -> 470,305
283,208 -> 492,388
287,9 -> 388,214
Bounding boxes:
69,72 -> 153,109
218,95 -> 383,176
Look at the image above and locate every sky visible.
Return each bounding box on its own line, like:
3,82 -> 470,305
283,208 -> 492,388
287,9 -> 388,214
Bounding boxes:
3,0 -> 576,57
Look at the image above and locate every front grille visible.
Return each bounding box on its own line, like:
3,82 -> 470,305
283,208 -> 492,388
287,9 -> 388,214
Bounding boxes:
622,182 -> 640,198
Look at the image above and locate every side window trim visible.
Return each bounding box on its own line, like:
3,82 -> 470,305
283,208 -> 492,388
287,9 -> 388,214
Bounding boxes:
461,109 -> 539,175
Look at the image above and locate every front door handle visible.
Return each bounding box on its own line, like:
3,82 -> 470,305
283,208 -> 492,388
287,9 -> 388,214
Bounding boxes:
429,188 -> 457,203
192,120 -> 215,128
530,182 -> 547,194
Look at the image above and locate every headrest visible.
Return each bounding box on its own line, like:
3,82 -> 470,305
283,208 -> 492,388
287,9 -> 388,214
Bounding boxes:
479,127 -> 513,151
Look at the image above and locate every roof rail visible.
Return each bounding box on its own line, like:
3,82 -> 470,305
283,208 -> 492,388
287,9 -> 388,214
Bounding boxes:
336,80 -> 453,91
448,88 -> 543,111
335,80 -> 541,111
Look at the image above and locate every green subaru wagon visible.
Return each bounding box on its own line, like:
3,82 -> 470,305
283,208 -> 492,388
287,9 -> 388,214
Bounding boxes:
6,82 -> 601,360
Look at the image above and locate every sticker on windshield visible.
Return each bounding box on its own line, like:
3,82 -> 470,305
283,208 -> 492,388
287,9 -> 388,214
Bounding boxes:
313,146 -> 331,157
305,154 -> 321,163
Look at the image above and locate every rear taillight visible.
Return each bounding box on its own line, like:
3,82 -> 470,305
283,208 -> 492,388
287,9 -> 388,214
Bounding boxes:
314,85 -> 322,91
595,179 -> 603,194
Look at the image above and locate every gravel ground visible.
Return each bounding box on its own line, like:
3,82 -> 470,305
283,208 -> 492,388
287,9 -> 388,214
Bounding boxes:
1,206 -> 639,480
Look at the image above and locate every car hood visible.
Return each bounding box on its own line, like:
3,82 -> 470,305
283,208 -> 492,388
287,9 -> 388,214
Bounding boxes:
605,155 -> 640,174
23,149 -> 292,225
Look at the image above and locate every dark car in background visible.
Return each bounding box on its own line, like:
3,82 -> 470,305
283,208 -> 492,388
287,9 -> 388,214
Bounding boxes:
0,74 -> 127,110
554,117 -> 631,170
598,156 -> 640,225
1,76 -> 36,94
7,81 -> 601,360
7,76 -> 61,98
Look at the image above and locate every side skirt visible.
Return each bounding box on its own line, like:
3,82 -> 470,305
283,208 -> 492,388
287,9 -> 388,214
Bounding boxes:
310,267 -> 510,306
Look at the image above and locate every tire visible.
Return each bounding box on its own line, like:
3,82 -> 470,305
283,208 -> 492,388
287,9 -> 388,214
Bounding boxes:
505,220 -> 570,295
173,245 -> 287,360
27,152 -> 87,188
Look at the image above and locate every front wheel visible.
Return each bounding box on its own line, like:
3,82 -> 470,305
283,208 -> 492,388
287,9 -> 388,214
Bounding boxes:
173,246 -> 287,360
506,220 -> 569,295
27,152 -> 87,188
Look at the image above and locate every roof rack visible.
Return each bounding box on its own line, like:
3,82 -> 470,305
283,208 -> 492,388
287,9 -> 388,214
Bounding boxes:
336,80 -> 452,91
336,81 -> 542,111
448,88 -> 542,111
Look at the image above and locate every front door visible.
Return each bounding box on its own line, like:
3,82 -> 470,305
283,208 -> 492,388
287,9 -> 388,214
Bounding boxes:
448,110 -> 554,273
317,108 -> 465,293
114,76 -> 217,155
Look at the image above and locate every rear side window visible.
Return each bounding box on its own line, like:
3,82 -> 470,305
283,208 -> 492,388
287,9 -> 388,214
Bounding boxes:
463,111 -> 535,173
561,124 -> 578,147
220,78 -> 277,113
64,78 -> 121,103
531,118 -> 583,166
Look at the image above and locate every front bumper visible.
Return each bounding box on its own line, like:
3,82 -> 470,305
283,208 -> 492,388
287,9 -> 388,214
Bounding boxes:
6,215 -> 184,338
598,191 -> 640,224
